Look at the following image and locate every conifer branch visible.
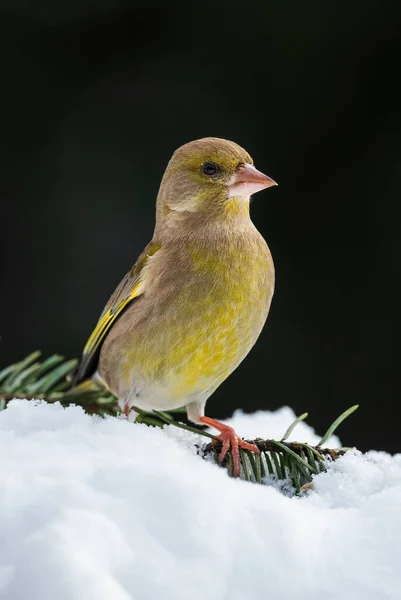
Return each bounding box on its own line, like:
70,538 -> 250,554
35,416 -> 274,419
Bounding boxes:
0,352 -> 358,493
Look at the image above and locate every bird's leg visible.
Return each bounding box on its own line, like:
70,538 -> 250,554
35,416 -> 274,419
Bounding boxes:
123,403 -> 130,419
199,416 -> 260,477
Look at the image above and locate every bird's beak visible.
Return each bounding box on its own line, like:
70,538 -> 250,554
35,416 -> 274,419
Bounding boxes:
228,163 -> 277,198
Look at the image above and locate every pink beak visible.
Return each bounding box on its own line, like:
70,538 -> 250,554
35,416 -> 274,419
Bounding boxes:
228,163 -> 277,198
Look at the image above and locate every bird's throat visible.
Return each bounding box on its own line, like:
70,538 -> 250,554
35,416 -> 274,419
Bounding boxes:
223,196 -> 251,220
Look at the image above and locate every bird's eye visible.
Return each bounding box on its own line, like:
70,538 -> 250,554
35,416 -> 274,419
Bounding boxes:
202,162 -> 218,176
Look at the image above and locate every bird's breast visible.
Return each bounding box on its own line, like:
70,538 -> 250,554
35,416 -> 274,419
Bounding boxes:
101,228 -> 274,400
146,232 -> 273,387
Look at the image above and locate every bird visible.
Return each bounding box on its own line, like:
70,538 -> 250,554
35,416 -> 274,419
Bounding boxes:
74,137 -> 277,477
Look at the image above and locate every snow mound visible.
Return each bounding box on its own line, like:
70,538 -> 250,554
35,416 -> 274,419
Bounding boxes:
0,399 -> 400,600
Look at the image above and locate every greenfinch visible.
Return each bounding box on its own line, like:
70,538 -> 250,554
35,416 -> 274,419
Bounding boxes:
74,137 -> 277,476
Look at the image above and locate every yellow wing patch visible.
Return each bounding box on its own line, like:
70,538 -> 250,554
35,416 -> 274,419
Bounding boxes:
73,240 -> 160,385
83,279 -> 144,358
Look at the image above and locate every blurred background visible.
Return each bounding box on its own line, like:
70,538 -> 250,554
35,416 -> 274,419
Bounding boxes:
1,0 -> 400,452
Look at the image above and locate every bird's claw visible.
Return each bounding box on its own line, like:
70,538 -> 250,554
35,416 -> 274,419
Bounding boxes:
216,428 -> 260,477
200,416 -> 260,477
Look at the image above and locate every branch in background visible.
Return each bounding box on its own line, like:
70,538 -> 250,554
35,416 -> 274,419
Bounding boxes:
0,352 -> 359,493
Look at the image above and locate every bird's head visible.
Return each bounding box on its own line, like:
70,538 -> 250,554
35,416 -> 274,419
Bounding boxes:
156,137 -> 276,229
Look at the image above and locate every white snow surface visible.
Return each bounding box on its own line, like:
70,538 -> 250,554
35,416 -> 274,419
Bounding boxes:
0,400 -> 400,600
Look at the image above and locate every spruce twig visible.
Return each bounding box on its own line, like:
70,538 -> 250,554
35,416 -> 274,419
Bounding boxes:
0,351 -> 358,492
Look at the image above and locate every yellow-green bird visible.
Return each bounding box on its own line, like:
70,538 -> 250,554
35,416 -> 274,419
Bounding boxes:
74,137 -> 277,476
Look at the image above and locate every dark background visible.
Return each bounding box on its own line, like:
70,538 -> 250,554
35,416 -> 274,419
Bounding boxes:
2,0 -> 401,452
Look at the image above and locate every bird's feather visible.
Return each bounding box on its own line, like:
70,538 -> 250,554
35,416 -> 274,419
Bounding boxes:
73,241 -> 161,384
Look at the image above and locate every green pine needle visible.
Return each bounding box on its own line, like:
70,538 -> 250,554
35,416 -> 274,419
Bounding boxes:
281,412 -> 308,441
0,351 -> 358,493
318,404 -> 359,446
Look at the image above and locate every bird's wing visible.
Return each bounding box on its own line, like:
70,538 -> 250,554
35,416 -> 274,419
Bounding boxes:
73,240 -> 161,384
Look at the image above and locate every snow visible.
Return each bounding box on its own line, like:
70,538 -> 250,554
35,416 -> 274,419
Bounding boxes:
0,400 -> 400,600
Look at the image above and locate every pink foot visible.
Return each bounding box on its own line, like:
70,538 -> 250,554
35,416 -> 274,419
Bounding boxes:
200,416 -> 260,477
